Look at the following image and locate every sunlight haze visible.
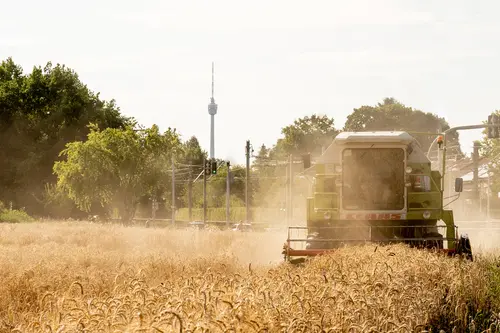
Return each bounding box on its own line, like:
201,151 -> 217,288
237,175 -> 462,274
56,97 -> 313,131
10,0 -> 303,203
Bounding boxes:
2,0 -> 499,164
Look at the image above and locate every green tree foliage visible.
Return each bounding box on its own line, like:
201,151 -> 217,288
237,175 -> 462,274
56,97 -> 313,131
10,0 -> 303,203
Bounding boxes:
181,160 -> 248,209
174,136 -> 208,206
0,57 -> 132,216
344,97 -> 461,154
270,114 -> 339,159
179,136 -> 207,176
0,200 -> 34,222
479,111 -> 500,193
53,124 -> 182,222
159,136 -> 208,215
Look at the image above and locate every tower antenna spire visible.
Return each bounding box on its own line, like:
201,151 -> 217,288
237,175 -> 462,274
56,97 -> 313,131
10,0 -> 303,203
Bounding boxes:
211,62 -> 215,100
208,61 -> 218,160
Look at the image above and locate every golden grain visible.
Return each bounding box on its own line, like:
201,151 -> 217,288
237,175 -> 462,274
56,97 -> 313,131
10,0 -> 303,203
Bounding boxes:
0,222 -> 495,332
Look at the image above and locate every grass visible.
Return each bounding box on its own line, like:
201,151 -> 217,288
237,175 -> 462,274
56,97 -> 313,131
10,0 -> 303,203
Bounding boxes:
0,222 -> 499,332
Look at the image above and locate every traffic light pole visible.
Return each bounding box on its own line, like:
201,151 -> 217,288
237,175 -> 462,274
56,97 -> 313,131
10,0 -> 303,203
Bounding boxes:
171,154 -> 175,226
422,122 -> 493,215
226,161 -> 230,228
473,141 -> 480,202
188,166 -> 192,222
245,140 -> 251,223
423,120 -> 500,218
427,123 -> 499,159
289,154 -> 293,225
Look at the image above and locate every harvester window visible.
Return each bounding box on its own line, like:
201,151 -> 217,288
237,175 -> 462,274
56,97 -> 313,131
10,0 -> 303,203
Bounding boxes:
341,148 -> 405,210
410,175 -> 431,192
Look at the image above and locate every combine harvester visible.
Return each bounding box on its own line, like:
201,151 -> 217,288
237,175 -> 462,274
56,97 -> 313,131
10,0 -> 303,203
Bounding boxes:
282,131 -> 473,264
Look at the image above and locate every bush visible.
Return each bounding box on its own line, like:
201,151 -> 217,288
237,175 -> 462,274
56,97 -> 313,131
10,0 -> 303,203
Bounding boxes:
0,205 -> 34,223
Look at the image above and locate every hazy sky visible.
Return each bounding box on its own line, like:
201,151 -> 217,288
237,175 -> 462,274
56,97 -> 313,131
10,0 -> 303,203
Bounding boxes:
2,0 -> 499,165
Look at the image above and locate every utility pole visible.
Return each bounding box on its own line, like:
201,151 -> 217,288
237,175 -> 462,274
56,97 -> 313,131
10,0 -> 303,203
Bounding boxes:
203,157 -> 207,223
289,154 -> 294,224
487,170 -> 491,222
245,140 -> 251,223
171,155 -> 175,226
473,141 -> 480,206
188,165 -> 193,222
285,162 -> 289,225
226,161 -> 230,228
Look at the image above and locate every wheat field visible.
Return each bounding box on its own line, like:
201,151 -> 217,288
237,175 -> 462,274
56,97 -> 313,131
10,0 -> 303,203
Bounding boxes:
0,222 -> 498,333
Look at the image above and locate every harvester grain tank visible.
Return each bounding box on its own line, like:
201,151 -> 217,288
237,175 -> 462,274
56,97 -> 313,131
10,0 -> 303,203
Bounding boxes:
282,131 -> 473,263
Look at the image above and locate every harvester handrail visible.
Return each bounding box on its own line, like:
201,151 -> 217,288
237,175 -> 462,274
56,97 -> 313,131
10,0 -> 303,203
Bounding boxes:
407,206 -> 441,210
405,131 -> 442,136
287,225 -> 457,229
288,237 -> 456,242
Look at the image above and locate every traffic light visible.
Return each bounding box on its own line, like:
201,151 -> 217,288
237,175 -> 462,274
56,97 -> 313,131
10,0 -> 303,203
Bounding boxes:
210,159 -> 217,174
488,114 -> 500,139
204,160 -> 211,175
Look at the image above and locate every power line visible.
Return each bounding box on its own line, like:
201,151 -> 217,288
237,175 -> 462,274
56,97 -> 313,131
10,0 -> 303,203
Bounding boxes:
176,163 -> 204,167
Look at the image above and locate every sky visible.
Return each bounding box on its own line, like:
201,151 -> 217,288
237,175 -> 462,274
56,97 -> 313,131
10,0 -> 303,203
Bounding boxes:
2,0 -> 500,165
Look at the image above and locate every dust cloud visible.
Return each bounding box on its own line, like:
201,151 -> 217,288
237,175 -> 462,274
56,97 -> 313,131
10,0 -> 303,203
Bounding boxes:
454,219 -> 500,255
0,222 -> 288,270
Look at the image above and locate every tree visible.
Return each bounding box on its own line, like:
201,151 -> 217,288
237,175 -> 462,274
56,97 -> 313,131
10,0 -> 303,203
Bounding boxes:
53,124 -> 182,222
0,57 -> 132,217
253,144 -> 272,175
344,98 -> 461,155
270,114 -> 339,159
479,110 -> 500,193
178,136 -> 207,187
173,136 -> 208,212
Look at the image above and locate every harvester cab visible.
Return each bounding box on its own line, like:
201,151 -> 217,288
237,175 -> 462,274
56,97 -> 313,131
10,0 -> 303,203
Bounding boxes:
282,131 -> 473,263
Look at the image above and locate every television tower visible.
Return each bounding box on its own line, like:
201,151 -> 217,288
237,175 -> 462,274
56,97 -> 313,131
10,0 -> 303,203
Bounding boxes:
208,62 -> 218,159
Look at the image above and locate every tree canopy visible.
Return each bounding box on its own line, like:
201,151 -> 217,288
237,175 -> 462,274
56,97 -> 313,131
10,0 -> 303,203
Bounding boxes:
0,57 -> 132,216
53,124 -> 182,222
270,114 -> 339,159
344,97 -> 461,155
479,110 -> 500,192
